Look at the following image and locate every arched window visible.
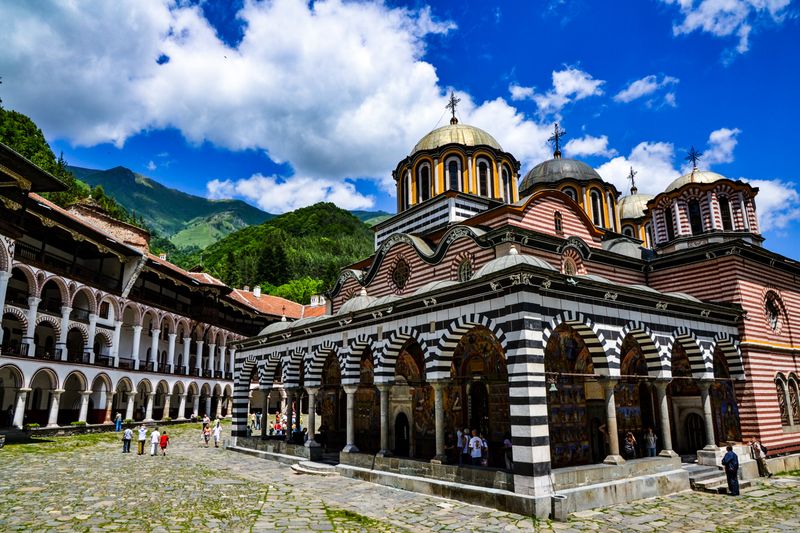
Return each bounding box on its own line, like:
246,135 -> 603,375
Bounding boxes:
457,259 -> 472,282
644,223 -> 653,248
777,376 -> 790,426
622,225 -> 635,238
417,164 -> 431,203
554,211 -> 563,234
99,302 -> 110,319
688,199 -> 703,235
561,186 -> 577,201
765,292 -> 782,332
718,196 -> 734,231
664,209 -> 676,241
502,165 -> 512,202
447,158 -> 461,192
477,159 -> 490,197
590,189 -> 604,226
789,378 -> 800,426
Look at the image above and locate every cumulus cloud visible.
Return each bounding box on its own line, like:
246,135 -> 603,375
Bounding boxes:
564,135 -> 617,158
746,178 -> 800,232
661,0 -> 792,56
702,127 -> 741,165
509,67 -> 604,115
146,160 -> 157,171
596,141 -> 681,194
614,74 -> 679,103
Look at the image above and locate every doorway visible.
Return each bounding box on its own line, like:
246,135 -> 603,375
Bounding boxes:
469,382 -> 489,436
685,413 -> 705,452
394,412 -> 410,457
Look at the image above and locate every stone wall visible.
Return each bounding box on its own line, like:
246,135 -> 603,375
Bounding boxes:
235,436 -> 321,460
552,456 -> 682,491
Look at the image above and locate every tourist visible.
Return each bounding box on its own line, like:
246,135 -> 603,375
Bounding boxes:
317,422 -> 328,452
455,428 -> 464,465
461,427 -> 470,465
480,432 -> 489,466
159,431 -> 170,456
212,421 -> 222,448
503,433 -> 513,471
114,412 -> 123,432
268,421 -> 274,436
623,432 -> 637,460
445,432 -> 456,464
137,424 -> 147,455
149,426 -> 161,456
750,437 -> 772,478
203,425 -> 211,447
202,414 -> 210,428
248,412 -> 256,431
122,426 -> 133,453
721,445 -> 740,496
255,411 -> 262,431
469,429 -> 483,466
643,428 -> 657,457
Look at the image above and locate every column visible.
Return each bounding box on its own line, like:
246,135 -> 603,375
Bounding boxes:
432,381 -> 446,463
215,394 -> 223,419
219,345 -> 226,374
433,157 -> 439,195
654,380 -> 676,456
57,306 -> 72,361
192,395 -> 200,418
86,313 -> 98,363
0,270 -> 9,349
78,391 -> 91,423
707,191 -> 718,230
103,390 -> 114,423
208,343 -> 216,376
228,347 -> 236,376
204,396 -> 212,418
280,388 -> 287,417
284,389 -> 294,442
144,392 -> 155,422
196,340 -> 205,375
377,383 -> 391,456
47,389 -> 64,427
125,391 -> 136,421
182,337 -> 191,374
342,385 -> 359,453
261,389 -> 271,437
23,296 -> 40,356
149,329 -> 160,371
131,325 -> 143,370
739,192 -> 750,231
162,394 -> 172,420
12,388 -> 30,428
672,201 -> 682,236
167,333 -> 177,373
177,394 -> 188,420
601,378 -> 622,462
305,387 -> 319,447
699,381 -> 717,449
111,320 -> 122,367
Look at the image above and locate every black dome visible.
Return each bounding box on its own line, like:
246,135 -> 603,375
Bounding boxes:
519,158 -> 604,196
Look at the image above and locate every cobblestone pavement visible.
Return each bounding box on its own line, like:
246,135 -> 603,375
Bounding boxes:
1,423 -> 800,532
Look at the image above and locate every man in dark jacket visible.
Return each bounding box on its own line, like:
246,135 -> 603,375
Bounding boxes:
721,445 -> 740,496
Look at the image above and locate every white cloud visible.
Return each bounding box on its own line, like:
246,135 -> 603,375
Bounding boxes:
661,0 -> 791,56
508,84 -> 535,101
146,160 -> 157,171
596,141 -> 681,194
511,67 -> 604,115
746,178 -> 800,232
614,74 -> 679,103
703,127 -> 741,165
663,92 -> 677,107
564,135 -> 617,158
207,174 -> 374,213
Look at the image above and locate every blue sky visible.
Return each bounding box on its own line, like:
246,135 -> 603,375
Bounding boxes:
1,0 -> 798,259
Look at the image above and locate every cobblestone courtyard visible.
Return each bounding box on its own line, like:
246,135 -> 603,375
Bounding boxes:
2,423 -> 800,532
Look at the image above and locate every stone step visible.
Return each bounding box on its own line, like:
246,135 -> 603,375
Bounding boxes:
291,461 -> 339,476
693,475 -> 753,494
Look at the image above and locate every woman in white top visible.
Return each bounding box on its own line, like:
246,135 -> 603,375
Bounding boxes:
212,422 -> 222,448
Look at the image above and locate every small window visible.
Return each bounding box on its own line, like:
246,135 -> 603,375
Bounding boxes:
457,259 -> 472,282
622,226 -> 634,238
777,378 -> 790,426
590,190 -> 604,226
562,187 -> 577,201
478,160 -> 490,197
554,211 -> 563,234
447,159 -> 460,192
719,196 -> 734,231
645,223 -> 653,248
99,301 -> 110,319
664,209 -> 676,241
688,199 -> 703,235
418,165 -> 431,202
765,293 -> 781,331
392,259 -> 410,291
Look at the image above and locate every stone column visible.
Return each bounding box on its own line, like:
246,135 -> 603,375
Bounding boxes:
182,337 -> 191,374
144,392 -> 155,422
23,296 -> 40,356
196,340 -> 205,375
654,380 -> 677,456
739,192 -> 750,231
111,320 -> 122,367
12,388 -> 30,428
192,395 -> 200,418
167,333 -> 177,373
215,394 -> 223,419
86,313 -> 98,363
432,381 -> 446,463
177,394 -> 188,420
342,385 -> 359,453
377,383 -> 392,456
47,389 -> 64,427
149,329 -> 160,370
103,391 -> 115,423
699,381 -> 717,449
280,388 -> 287,417
78,391 -> 91,423
284,389 -> 294,442
261,389 -> 271,438
601,378 -> 623,463
162,394 -> 172,420
125,391 -> 136,421
131,325 -> 143,370
305,387 -> 319,447
0,271 -> 8,349
57,306 -> 72,361
228,347 -> 236,375
204,395 -> 212,418
208,343 -> 216,375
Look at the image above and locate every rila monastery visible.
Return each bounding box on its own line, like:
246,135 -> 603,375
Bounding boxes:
2,1 -> 800,529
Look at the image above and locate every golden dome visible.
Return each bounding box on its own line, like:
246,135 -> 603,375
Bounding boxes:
619,193 -> 655,220
665,169 -> 728,193
413,123 -> 502,154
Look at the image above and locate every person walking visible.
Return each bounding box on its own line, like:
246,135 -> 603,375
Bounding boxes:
623,432 -> 637,460
122,426 -> 133,453
212,421 -> 222,448
203,425 -> 211,447
461,427 -> 471,466
721,445 -> 740,496
750,437 -> 773,478
149,427 -> 161,456
469,429 -> 483,466
159,431 -> 170,456
255,411 -> 262,431
114,412 -> 123,432
643,428 -> 658,457
137,424 -> 148,455
503,433 -> 514,471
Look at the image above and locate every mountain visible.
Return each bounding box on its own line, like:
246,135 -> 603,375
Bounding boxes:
351,209 -> 393,227
68,165 -> 273,248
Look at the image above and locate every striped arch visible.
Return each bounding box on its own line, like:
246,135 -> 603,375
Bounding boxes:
11,264 -> 38,295
233,354 -> 258,437
375,326 -> 429,384
343,335 -> 376,385
160,314 -> 176,335
711,332 -> 744,380
0,237 -> 11,272
430,314 -> 508,380
541,311 -> 614,376
175,318 -> 192,338
261,352 -> 283,387
121,301 -> 143,326
97,294 -> 122,319
615,321 -> 667,378
40,275 -> 69,303
70,286 -> 98,314
3,306 -> 28,330
93,328 -> 113,348
306,340 -> 340,387
282,348 -> 306,387
141,308 -> 161,329
67,322 -> 90,344
34,314 -> 61,337
667,327 -> 711,379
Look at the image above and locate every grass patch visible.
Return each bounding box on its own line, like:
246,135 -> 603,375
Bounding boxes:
324,506 -> 388,529
776,469 -> 800,477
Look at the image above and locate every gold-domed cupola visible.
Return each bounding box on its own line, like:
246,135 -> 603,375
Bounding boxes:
393,92 -> 521,213
519,123 -> 622,232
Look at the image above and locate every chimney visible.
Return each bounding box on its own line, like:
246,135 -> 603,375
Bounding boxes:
253,285 -> 261,298
159,253 -> 167,261
243,285 -> 250,292
310,295 -> 319,306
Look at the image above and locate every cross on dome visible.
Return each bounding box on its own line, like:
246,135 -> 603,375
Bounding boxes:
446,91 -> 461,125
548,123 -> 567,159
628,167 -> 638,195
686,146 -> 703,170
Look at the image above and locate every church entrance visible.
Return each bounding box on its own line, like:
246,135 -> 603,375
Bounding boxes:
617,336 -> 657,457
685,413 -> 705,452
395,412 -> 410,457
469,382 -> 489,435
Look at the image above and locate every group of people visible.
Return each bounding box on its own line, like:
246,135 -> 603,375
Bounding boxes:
201,414 -> 223,448
120,423 -> 169,456
620,428 -> 659,459
721,436 -> 772,496
446,428 -> 513,469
